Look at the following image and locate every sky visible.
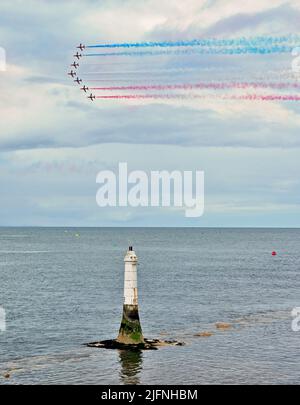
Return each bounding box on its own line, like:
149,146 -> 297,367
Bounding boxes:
0,0 -> 299,227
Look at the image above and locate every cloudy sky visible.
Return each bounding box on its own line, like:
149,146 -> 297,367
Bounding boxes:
0,0 -> 299,227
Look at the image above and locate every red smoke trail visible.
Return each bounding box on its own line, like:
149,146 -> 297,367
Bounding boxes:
95,94 -> 300,101
96,95 -> 176,99
231,94 -> 300,101
91,82 -> 300,91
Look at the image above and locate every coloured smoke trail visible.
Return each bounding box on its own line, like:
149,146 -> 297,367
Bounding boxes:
68,34 -> 300,103
85,34 -> 300,49
89,82 -> 300,91
94,94 -> 300,102
84,46 -> 296,57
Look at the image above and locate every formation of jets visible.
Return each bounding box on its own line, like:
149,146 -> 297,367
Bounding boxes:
68,44 -> 95,101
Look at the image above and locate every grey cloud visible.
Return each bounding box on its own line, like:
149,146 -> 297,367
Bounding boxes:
1,102 -> 300,152
203,4 -> 300,36
0,4 -> 299,151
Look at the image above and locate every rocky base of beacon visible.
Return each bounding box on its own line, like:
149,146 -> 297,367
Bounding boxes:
116,304 -> 144,345
86,338 -> 184,350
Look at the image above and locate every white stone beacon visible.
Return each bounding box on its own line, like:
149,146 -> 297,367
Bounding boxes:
117,246 -> 144,345
88,246 -> 183,349
124,246 -> 138,306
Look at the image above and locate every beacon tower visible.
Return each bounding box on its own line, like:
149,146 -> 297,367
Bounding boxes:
117,247 -> 144,345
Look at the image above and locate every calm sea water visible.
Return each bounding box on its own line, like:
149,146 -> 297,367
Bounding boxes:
0,227 -> 299,385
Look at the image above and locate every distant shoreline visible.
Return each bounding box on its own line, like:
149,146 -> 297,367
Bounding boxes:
0,226 -> 300,229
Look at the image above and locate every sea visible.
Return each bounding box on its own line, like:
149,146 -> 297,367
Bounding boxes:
0,227 -> 299,385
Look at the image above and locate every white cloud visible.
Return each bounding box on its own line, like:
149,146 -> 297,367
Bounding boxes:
1,0 -> 299,151
0,0 -> 300,226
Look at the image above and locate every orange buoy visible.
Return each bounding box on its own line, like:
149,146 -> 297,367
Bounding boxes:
272,251 -> 277,256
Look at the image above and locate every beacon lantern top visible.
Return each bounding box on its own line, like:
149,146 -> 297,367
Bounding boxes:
124,247 -> 138,263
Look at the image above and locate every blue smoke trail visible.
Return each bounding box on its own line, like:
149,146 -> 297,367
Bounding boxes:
84,46 -> 295,57
86,35 -> 300,49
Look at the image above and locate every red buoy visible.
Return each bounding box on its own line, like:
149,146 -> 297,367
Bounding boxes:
272,251 -> 277,256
